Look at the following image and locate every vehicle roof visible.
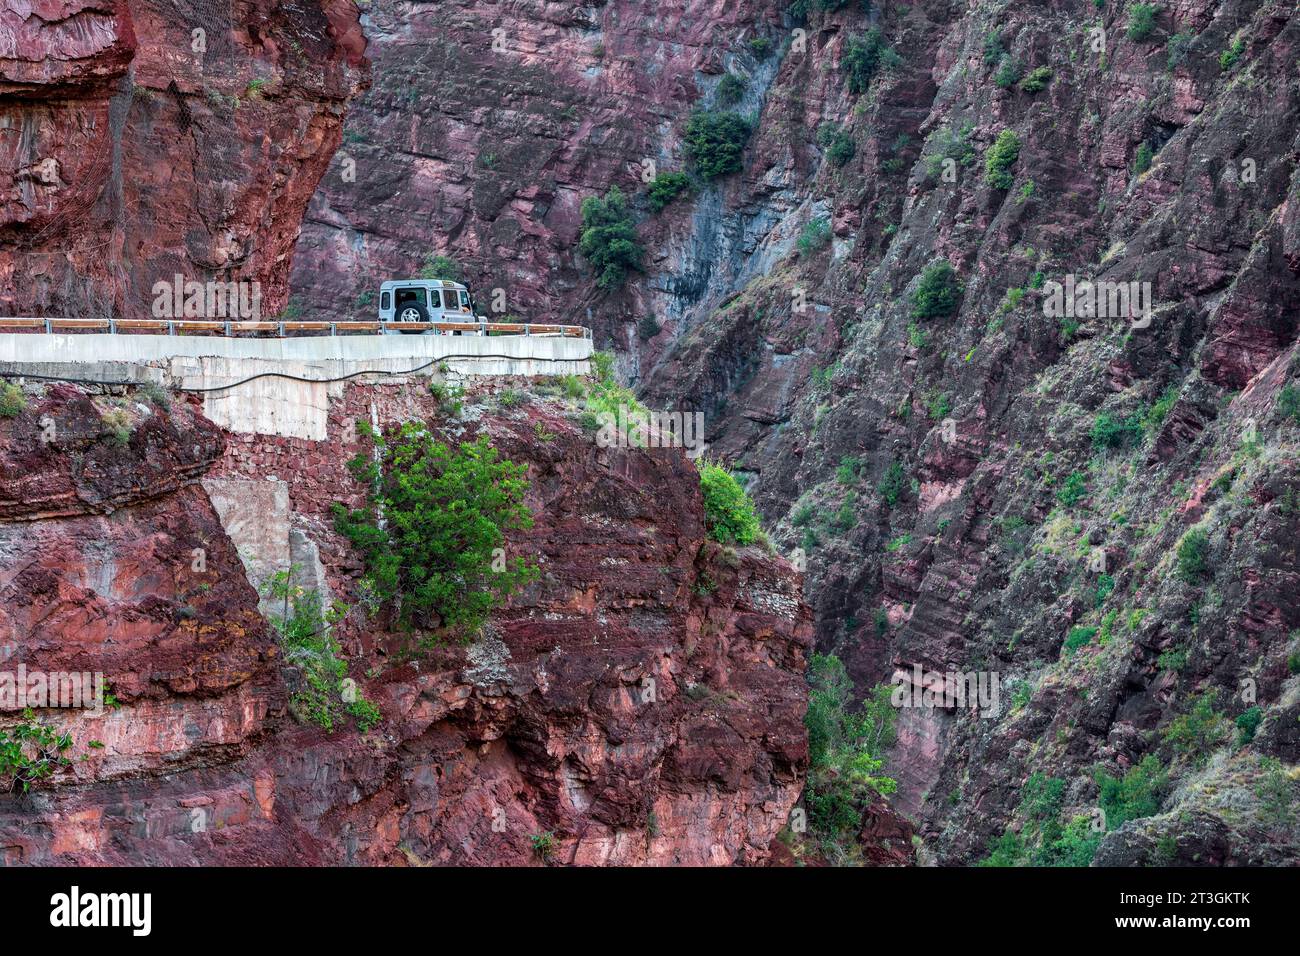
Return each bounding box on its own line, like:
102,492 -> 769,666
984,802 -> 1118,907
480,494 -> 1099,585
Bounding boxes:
379,278 -> 468,289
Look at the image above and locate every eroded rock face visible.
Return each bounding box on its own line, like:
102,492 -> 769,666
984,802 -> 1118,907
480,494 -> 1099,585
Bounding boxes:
0,382 -> 810,865
289,0 -> 789,336
284,0 -> 1300,865
0,0 -> 368,319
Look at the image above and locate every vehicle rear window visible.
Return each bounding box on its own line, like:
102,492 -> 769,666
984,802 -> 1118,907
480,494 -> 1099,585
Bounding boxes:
380,292 -> 390,310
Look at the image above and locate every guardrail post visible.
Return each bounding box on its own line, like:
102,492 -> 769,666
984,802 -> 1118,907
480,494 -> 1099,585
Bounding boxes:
278,320 -> 285,337
330,323 -> 337,337
524,324 -> 531,336
108,318 -> 117,334
44,318 -> 51,334
224,321 -> 231,336
168,321 -> 175,336
479,321 -> 487,337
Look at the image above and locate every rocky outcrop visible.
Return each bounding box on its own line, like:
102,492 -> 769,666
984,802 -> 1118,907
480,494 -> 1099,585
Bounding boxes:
0,381 -> 810,865
0,0 -> 368,319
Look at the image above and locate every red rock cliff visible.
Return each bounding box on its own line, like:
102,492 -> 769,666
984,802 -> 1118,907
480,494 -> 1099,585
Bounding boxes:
0,381 -> 811,865
0,0 -> 368,319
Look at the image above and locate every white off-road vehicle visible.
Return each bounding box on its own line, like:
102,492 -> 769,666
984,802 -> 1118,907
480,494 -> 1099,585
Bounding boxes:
377,278 -> 477,332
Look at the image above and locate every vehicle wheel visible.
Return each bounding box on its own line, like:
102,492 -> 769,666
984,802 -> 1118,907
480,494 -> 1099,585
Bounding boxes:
395,302 -> 427,332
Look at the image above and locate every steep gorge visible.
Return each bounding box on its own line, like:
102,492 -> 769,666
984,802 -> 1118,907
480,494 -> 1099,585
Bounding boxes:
293,0 -> 1300,864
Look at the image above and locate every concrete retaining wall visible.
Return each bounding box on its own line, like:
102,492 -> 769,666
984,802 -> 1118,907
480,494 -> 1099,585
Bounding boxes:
0,332 -> 592,440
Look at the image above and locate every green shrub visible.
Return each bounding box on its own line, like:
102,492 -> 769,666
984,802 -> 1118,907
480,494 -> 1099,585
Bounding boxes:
993,56 -> 1021,89
982,31 -> 1005,66
836,456 -> 861,485
1091,412 -> 1144,450
1095,573 -> 1115,608
1063,625 -> 1098,655
1134,141 -> 1153,175
332,425 -> 537,640
1166,30 -> 1194,70
877,460 -> 907,506
924,390 -> 951,420
1163,692 -> 1229,764
1096,754 -> 1167,828
803,655 -> 897,850
717,72 -> 746,105
1276,383 -> 1300,424
0,382 -> 26,418
826,131 -> 856,166
749,36 -> 773,59
1256,756 -> 1296,831
1056,471 -> 1087,507
978,830 -> 1026,867
684,111 -> 752,179
923,123 -> 977,181
530,831 -> 556,862
910,261 -> 963,318
842,29 -> 901,94
645,172 -> 693,212
1175,527 -> 1210,582
1035,815 -> 1102,866
138,380 -> 171,409
0,709 -> 73,793
984,129 -> 1021,190
265,572 -> 368,732
1235,706 -> 1263,746
1126,3 -> 1158,42
578,186 -> 643,290
1145,385 -> 1178,433
1219,36 -> 1245,71
699,461 -> 761,546
792,502 -> 817,528
419,254 -> 461,281
1018,65 -> 1053,93
102,408 -> 132,446
797,217 -> 832,257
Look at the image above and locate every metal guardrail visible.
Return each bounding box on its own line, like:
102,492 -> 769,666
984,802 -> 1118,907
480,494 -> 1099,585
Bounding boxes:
0,318 -> 593,339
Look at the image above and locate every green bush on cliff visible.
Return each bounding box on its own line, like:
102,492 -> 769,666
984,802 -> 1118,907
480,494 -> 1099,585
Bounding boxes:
797,217 -> 832,257
803,654 -> 898,852
0,709 -> 73,794
419,254 -> 461,282
1163,692 -> 1230,765
1096,754 -> 1168,829
1126,4 -> 1158,43
877,459 -> 908,506
842,29 -> 901,94
332,424 -> 537,641
717,72 -> 746,106
910,261 -> 964,318
699,460 -> 761,546
1175,526 -> 1210,581
0,382 -> 26,418
644,172 -> 693,212
264,571 -> 377,733
993,56 -> 1021,89
1019,65 -> 1053,93
684,111 -> 752,179
984,129 -> 1021,190
1090,412 -> 1143,451
579,186 -> 643,290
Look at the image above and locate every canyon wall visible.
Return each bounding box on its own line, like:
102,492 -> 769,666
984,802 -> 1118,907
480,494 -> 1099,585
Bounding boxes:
292,0 -> 1300,864
0,0 -> 367,319
0,378 -> 810,864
